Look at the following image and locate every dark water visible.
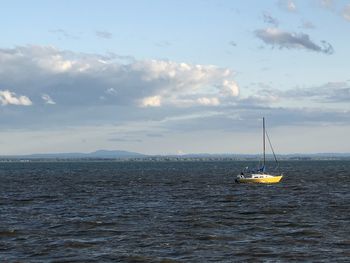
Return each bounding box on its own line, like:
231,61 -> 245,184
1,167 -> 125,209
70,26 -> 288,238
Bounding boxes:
0,161 -> 349,262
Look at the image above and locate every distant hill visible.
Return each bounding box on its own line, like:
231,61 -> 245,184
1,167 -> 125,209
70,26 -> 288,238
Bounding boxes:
1,150 -> 146,159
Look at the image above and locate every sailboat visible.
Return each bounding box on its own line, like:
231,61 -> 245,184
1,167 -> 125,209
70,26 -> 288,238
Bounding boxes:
235,117 -> 283,184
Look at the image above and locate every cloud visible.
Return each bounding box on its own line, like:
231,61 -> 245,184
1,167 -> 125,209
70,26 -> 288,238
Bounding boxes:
41,94 -> 56,105
108,137 -> 142,142
300,20 -> 316,29
229,41 -> 237,47
155,40 -> 171,47
146,133 -> 164,138
160,106 -> 350,133
0,44 -> 348,147
284,82 -> 350,102
197,97 -> 220,106
240,91 -> 280,105
262,12 -> 279,26
141,95 -> 162,107
95,30 -> 113,39
0,45 -> 240,128
49,29 -> 80,39
0,90 -> 32,106
130,59 -> 239,106
319,0 -> 334,9
105,87 -> 118,95
220,80 -> 239,97
0,45 -> 238,105
342,4 -> 350,21
317,1 -> 350,22
250,81 -> 350,106
255,28 -> 334,54
278,0 -> 297,12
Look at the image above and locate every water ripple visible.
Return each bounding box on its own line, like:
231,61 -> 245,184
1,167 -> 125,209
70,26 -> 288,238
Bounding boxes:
0,160 -> 349,262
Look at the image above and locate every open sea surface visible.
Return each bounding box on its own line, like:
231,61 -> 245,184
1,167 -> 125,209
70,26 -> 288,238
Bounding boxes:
0,161 -> 349,262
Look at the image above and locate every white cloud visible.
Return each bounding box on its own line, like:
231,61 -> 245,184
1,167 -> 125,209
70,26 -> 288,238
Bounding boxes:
287,0 -> 297,11
0,46 -> 239,135
342,4 -> 350,21
278,0 -> 297,12
0,44 -> 348,148
0,90 -> 32,106
0,45 -> 239,111
41,94 -> 56,105
317,1 -> 350,22
197,97 -> 220,106
220,80 -> 239,97
140,95 -> 162,107
105,88 -> 117,95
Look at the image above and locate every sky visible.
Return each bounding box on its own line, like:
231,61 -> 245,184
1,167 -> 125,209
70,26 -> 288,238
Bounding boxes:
0,0 -> 350,155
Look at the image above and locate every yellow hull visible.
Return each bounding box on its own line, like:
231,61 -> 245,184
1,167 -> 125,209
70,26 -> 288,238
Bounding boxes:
237,175 -> 283,184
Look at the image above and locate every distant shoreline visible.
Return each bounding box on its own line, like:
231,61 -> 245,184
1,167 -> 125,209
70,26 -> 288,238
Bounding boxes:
1,156 -> 350,162
2,150 -> 349,161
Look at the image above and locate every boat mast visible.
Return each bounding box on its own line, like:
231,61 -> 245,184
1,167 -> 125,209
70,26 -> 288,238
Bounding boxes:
263,117 -> 266,168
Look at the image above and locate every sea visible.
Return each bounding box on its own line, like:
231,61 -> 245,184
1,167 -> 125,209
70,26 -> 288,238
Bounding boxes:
0,160 -> 349,262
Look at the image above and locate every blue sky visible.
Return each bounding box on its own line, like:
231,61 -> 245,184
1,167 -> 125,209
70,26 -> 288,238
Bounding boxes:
0,0 -> 349,154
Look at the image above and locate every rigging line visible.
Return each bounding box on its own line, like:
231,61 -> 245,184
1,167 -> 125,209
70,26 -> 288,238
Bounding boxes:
265,130 -> 279,167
